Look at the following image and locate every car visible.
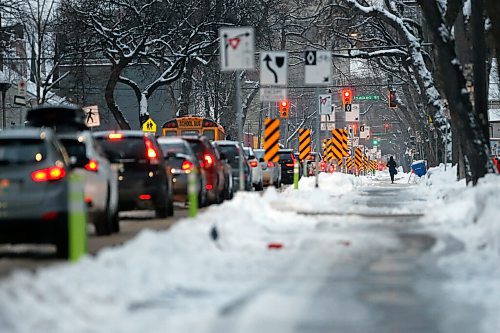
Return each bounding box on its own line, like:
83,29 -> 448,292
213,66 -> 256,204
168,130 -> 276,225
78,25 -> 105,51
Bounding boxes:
157,137 -> 208,206
93,131 -> 174,218
182,136 -> 226,204
25,105 -> 119,235
253,148 -> 281,187
0,128 -> 72,258
243,147 -> 264,191
212,143 -> 235,200
277,149 -> 300,184
213,141 -> 252,191
58,131 -> 119,235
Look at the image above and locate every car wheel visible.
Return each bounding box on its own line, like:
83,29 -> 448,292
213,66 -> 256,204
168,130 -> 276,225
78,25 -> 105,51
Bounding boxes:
155,185 -> 169,218
111,209 -> 120,233
95,190 -> 113,236
56,220 -> 69,259
166,192 -> 174,217
255,180 -> 264,191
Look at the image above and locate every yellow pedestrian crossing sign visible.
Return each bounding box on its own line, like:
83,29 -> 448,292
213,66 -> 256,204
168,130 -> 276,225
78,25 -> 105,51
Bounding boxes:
142,118 -> 157,133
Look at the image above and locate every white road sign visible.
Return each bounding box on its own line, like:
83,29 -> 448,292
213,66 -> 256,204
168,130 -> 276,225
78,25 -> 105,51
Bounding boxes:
320,113 -> 335,122
82,105 -> 100,127
360,125 -> 370,139
345,103 -> 360,122
219,27 -> 255,71
304,50 -> 332,85
260,51 -> 288,86
320,122 -> 335,131
318,94 -> 332,115
259,87 -> 287,102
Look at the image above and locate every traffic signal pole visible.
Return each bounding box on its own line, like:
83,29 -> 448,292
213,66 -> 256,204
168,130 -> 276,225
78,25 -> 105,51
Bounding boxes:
236,71 -> 244,191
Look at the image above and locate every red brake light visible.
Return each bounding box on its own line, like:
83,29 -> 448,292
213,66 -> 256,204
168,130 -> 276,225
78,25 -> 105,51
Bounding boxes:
206,184 -> 213,190
144,138 -> 159,164
181,160 -> 194,172
108,133 -> 123,140
31,166 -> 66,182
84,159 -> 99,172
267,161 -> 274,167
203,154 -> 214,168
285,163 -> 294,167
250,160 -> 258,168
139,194 -> 151,200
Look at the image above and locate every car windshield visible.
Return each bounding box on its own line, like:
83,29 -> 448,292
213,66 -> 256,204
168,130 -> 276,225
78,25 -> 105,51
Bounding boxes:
158,142 -> 189,156
254,150 -> 265,160
95,137 -> 146,162
60,139 -> 86,159
0,139 -> 47,165
278,151 -> 294,163
216,145 -> 240,169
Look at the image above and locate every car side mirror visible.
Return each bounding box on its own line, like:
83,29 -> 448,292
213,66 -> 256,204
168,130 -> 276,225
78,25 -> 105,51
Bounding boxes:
259,157 -> 264,162
219,152 -> 227,160
249,155 -> 255,160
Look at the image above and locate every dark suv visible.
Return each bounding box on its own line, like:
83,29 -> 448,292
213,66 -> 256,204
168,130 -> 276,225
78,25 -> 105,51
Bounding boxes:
182,136 -> 226,204
93,131 -> 174,218
278,149 -> 300,184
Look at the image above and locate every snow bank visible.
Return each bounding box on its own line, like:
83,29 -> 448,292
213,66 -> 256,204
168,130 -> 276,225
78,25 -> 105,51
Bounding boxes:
421,166 -> 500,332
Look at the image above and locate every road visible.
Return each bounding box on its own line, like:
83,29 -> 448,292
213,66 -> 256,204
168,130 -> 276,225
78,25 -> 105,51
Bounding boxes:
0,205 -> 189,279
207,182 -> 484,333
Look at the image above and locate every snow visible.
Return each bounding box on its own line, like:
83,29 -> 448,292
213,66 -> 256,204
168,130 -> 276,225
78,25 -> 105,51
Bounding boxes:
0,167 -> 499,332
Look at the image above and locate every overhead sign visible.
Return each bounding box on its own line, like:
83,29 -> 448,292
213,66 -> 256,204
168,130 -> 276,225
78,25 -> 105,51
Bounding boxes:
142,118 -> 157,133
18,80 -> 26,97
82,105 -> 100,127
318,94 -> 332,115
304,50 -> 332,85
219,27 -> 255,71
345,104 -> 360,122
259,87 -> 287,102
260,51 -> 288,86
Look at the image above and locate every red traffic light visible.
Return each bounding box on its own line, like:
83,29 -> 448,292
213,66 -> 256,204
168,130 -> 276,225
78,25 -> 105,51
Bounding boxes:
343,90 -> 351,98
280,100 -> 289,108
342,88 -> 353,105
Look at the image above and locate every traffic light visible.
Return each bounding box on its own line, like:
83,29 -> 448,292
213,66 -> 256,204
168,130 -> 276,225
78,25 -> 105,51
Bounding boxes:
384,123 -> 390,133
372,139 -> 379,145
342,88 -> 352,112
279,100 -> 290,118
388,90 -> 397,108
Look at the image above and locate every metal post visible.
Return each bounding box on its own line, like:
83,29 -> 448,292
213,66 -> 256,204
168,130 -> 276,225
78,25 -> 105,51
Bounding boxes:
444,125 -> 448,171
236,71 -> 244,191
293,160 -> 299,190
257,103 -> 263,148
315,87 -> 320,188
1,90 -> 5,130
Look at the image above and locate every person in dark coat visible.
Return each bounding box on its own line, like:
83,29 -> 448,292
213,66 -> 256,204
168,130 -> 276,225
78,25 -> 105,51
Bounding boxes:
386,156 -> 397,183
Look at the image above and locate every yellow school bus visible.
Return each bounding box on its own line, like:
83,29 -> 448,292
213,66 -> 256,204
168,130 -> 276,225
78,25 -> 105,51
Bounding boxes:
161,116 -> 226,141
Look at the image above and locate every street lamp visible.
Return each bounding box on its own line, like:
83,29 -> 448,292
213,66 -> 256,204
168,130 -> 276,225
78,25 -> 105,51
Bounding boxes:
0,79 -> 11,130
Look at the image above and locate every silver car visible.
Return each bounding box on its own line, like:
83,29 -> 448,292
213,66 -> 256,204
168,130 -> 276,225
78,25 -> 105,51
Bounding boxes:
254,149 -> 282,187
58,131 -> 119,235
0,128 -> 71,258
243,147 -> 264,191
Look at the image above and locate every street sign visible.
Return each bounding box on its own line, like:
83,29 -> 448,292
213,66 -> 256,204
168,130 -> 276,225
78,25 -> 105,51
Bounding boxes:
304,50 -> 332,85
82,105 -> 100,127
360,125 -> 370,139
219,27 -> 255,71
345,104 -> 360,122
320,122 -> 335,131
264,118 -> 280,162
259,87 -> 287,102
260,51 -> 288,86
318,94 -> 332,115
320,114 -> 335,122
13,95 -> 26,106
18,80 -> 26,97
142,118 -> 157,133
353,95 -> 380,101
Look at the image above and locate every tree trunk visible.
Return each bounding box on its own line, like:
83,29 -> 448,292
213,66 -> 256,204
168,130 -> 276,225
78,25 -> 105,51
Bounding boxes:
105,64 -> 131,129
418,0 -> 491,184
177,61 -> 196,117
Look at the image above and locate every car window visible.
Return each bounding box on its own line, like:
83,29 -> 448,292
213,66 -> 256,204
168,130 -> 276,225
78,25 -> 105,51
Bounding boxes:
216,145 -> 240,168
60,138 -> 87,159
186,140 -> 204,161
159,142 -> 189,156
254,150 -> 264,160
278,151 -> 294,163
0,139 -> 47,165
95,137 -> 147,162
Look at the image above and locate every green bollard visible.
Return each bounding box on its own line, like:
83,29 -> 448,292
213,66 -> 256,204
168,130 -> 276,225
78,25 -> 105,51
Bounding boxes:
294,160 -> 299,190
188,168 -> 198,218
69,172 -> 87,262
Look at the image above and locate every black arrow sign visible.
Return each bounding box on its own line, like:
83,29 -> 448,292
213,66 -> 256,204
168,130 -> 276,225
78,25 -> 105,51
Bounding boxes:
264,54 -> 278,83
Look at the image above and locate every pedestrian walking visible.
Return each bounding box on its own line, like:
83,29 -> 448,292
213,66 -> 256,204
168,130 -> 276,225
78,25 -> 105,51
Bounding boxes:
386,156 -> 397,184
